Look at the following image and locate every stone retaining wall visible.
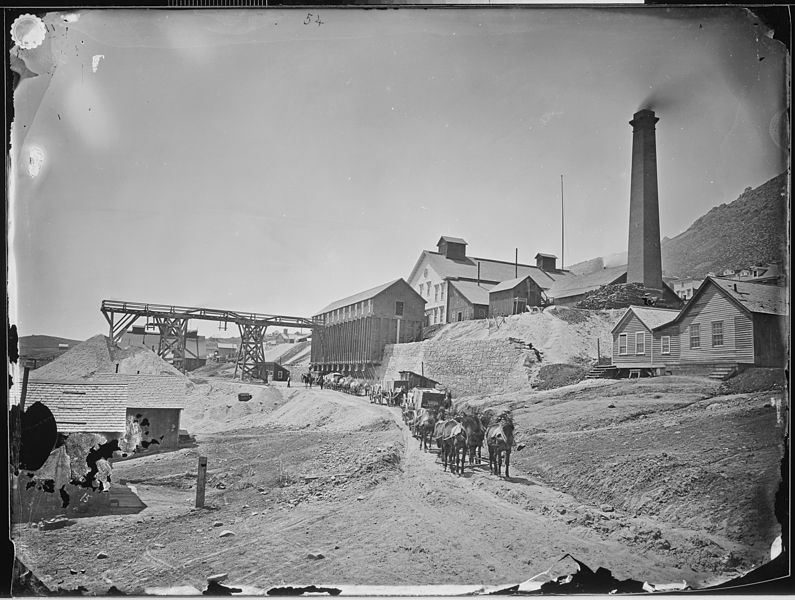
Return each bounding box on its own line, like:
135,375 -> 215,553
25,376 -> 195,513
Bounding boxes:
375,337 -> 533,397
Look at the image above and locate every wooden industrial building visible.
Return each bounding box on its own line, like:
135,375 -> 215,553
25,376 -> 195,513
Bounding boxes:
310,278 -> 425,377
448,281 -> 491,321
611,277 -> 788,376
489,275 -> 546,317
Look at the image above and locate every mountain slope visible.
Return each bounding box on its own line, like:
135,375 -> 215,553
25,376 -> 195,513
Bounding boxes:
661,172 -> 788,278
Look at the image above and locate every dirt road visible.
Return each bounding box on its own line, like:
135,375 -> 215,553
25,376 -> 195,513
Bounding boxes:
13,378 -> 783,593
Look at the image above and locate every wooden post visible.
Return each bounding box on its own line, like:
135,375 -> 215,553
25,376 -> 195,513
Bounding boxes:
597,338 -> 601,363
196,456 -> 207,508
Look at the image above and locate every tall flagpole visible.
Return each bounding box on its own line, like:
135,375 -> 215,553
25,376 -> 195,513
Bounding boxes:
560,174 -> 564,270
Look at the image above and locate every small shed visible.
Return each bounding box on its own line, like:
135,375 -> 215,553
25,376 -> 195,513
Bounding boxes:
94,373 -> 186,450
448,281 -> 492,321
398,370 -> 440,390
611,306 -> 681,374
262,361 -> 290,382
489,275 -> 545,317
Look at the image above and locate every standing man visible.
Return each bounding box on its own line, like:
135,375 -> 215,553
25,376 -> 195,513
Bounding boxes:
318,375 -> 324,390
286,374 -> 291,388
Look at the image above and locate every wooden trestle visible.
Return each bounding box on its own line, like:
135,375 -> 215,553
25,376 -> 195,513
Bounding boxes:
100,300 -> 320,380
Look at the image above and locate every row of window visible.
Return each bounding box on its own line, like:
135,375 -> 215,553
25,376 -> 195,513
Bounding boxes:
426,306 -> 445,325
618,320 -> 725,355
323,299 -> 374,323
689,321 -> 723,349
618,332 -> 666,355
418,281 -> 445,302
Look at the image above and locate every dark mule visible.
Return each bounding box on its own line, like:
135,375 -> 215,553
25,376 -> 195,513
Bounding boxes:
485,413 -> 515,478
460,414 -> 485,466
416,410 -> 436,451
440,419 -> 465,474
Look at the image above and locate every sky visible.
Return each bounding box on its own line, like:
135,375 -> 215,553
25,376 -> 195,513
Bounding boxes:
9,6 -> 789,340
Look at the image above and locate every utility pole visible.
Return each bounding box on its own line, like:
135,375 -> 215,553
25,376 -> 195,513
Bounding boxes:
561,174 -> 565,270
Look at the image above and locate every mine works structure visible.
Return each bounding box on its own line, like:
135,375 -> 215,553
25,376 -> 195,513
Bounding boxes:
100,300 -> 320,380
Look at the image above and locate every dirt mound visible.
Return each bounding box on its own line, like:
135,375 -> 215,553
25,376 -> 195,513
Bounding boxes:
31,334 -> 188,382
264,393 -> 396,432
31,334 -> 112,380
111,344 -> 185,377
535,363 -> 589,390
427,308 -> 622,366
181,380 -> 283,434
719,368 -> 786,395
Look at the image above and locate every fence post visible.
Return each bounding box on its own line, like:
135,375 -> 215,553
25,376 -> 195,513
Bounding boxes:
196,456 -> 207,508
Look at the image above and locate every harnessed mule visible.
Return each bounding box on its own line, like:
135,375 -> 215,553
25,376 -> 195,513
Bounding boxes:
485,416 -> 515,478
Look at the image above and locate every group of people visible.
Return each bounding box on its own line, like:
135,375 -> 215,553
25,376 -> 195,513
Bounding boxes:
300,372 -> 326,389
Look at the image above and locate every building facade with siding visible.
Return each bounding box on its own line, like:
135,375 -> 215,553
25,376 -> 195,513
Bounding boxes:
611,306 -> 681,373
489,275 -> 546,317
448,281 -> 492,322
658,277 -> 788,371
311,278 -> 425,377
407,236 -> 565,325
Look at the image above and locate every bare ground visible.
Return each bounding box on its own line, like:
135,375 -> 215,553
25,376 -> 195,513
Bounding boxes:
12,376 -> 786,594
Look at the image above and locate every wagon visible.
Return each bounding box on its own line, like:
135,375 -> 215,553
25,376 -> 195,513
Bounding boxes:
407,388 -> 446,435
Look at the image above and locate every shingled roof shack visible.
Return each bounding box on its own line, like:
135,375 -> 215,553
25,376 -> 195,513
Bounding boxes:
93,373 -> 187,450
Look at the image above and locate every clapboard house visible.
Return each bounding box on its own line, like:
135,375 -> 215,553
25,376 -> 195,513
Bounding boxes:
658,277 -> 788,375
311,278 -> 425,377
611,306 -> 681,376
610,277 -> 788,377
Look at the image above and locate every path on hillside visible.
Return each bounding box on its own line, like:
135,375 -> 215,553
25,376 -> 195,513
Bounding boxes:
14,386 -> 705,593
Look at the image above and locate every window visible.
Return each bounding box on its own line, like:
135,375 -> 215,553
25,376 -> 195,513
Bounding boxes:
439,307 -> 445,323
635,332 -> 645,354
689,323 -> 701,349
434,284 -> 439,302
711,321 -> 724,347
661,336 -> 671,355
441,285 -> 445,300
618,333 -> 628,355
395,301 -> 404,317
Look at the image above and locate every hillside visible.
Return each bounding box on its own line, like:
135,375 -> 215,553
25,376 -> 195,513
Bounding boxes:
661,173 -> 788,278
19,335 -> 81,363
567,172 -> 788,279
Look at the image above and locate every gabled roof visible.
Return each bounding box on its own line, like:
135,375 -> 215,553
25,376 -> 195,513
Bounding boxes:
546,265 -> 628,299
26,381 -> 128,433
438,236 -> 467,245
449,280 -> 493,306
664,277 -> 788,329
409,250 -> 561,290
92,373 -> 186,409
489,275 -> 534,294
707,277 -> 788,316
315,278 -> 424,316
535,253 -> 558,259
611,306 -> 681,334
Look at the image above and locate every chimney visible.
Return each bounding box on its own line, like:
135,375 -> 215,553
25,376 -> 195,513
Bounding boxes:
626,109 -> 663,292
477,261 -> 481,286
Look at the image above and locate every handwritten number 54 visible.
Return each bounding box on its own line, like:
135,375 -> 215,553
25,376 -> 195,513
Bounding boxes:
304,12 -> 323,26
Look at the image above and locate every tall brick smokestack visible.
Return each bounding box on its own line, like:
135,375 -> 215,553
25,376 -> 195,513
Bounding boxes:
627,109 -> 663,292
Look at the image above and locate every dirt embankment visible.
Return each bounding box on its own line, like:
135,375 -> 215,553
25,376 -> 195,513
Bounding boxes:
12,376 -> 787,594
460,376 -> 786,573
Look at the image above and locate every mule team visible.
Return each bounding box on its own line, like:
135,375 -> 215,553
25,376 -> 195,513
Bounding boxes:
406,406 -> 515,478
